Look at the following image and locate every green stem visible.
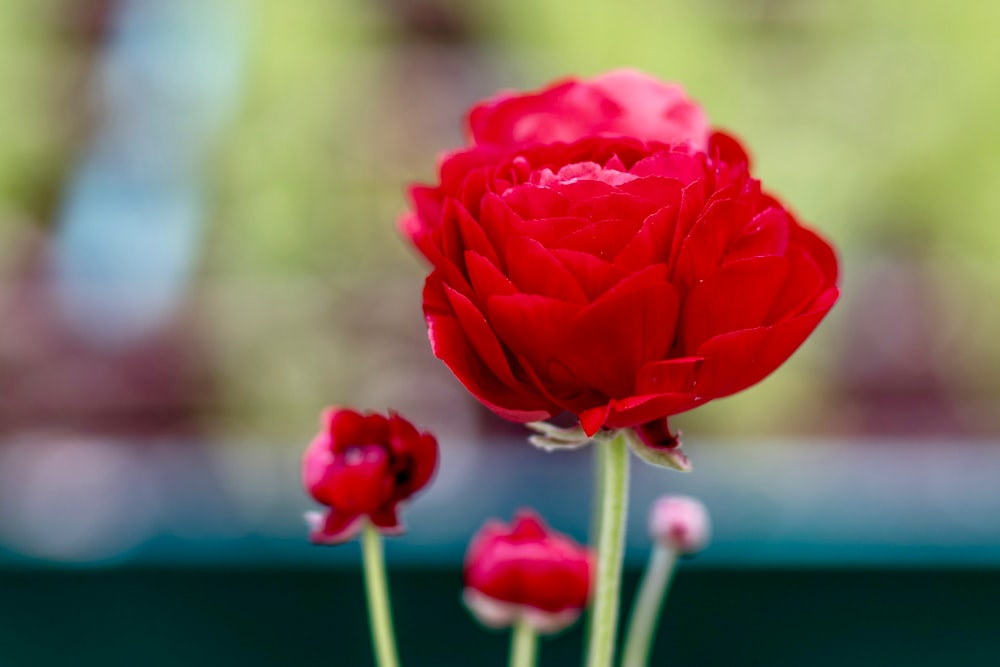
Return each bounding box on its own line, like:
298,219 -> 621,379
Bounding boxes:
620,545 -> 679,667
585,432 -> 631,667
508,616 -> 538,667
361,521 -> 400,667
583,441 -> 606,646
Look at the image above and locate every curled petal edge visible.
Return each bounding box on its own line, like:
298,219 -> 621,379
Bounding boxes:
305,510 -> 364,546
305,510 -> 405,546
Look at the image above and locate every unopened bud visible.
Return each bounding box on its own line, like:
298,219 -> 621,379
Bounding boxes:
648,495 -> 710,555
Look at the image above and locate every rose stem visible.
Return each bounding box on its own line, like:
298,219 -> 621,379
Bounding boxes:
585,432 -> 631,667
508,616 -> 538,667
619,544 -> 679,667
361,521 -> 401,667
583,443 -> 606,646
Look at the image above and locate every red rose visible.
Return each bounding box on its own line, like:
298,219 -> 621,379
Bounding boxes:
302,408 -> 438,544
463,510 -> 592,634
403,74 -> 839,440
467,69 -> 709,150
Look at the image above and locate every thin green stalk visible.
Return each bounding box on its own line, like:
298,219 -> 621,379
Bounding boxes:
509,616 -> 538,667
620,545 -> 679,667
584,441 -> 606,646
361,521 -> 400,667
584,432 -> 631,667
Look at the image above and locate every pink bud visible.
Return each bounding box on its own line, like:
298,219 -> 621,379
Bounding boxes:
648,495 -> 710,555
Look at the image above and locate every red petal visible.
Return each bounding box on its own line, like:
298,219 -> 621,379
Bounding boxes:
579,405 -> 611,436
506,236 -> 588,303
466,251 -> 518,298
310,509 -> 364,545
694,299 -> 836,398
635,356 -> 702,394
561,281 -> 679,398
567,192 -> 657,224
673,198 -> 752,290
709,131 -> 752,168
502,183 -> 572,219
453,201 -> 501,266
426,309 -> 556,422
478,193 -> 521,265
679,256 -> 789,353
617,176 -> 684,208
326,408 -> 367,450
325,445 -> 390,513
725,207 -> 791,263
614,205 -> 680,273
630,150 -> 704,184
439,145 -> 506,193
466,80 -> 580,145
409,185 -> 444,226
443,284 -> 522,390
406,433 -> 440,492
790,221 -> 839,283
766,245 -> 824,322
553,218 -> 644,260
592,262 -> 669,298
604,393 -> 701,428
553,178 -> 619,205
551,249 -> 621,300
486,294 -> 584,373
369,505 -> 402,534
512,216 -> 592,246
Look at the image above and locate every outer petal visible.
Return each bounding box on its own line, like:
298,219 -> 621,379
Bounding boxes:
561,281 -> 679,398
679,256 -> 789,353
635,356 -> 702,395
694,287 -> 839,398
506,236 -> 588,303
486,293 -> 584,376
603,393 -> 701,429
443,284 -> 525,391
369,505 -> 404,536
467,70 -> 709,149
463,510 -> 591,619
308,509 -> 365,546
323,445 -> 391,514
426,306 -> 556,422
579,404 -> 611,436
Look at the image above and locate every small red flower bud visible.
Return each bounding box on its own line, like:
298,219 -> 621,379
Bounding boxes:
648,495 -> 711,555
302,408 -> 438,545
463,509 -> 593,634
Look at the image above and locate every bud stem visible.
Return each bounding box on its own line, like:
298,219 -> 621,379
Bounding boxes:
509,616 -> 538,667
620,544 -> 679,667
585,432 -> 631,667
361,521 -> 400,667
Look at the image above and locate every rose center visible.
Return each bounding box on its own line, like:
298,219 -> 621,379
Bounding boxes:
531,161 -> 637,188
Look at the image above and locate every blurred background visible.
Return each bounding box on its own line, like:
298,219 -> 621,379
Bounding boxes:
2,0 -> 999,664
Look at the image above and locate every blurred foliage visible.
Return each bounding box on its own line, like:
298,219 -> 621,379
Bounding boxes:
0,1 -> 76,267
2,0 -> 1000,441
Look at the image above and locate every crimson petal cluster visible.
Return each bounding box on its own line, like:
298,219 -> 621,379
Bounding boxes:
463,510 -> 592,634
303,408 -> 438,544
403,71 -> 839,438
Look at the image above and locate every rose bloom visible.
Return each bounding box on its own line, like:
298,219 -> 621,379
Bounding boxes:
403,70 -> 839,439
302,408 -> 438,544
463,510 -> 592,634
